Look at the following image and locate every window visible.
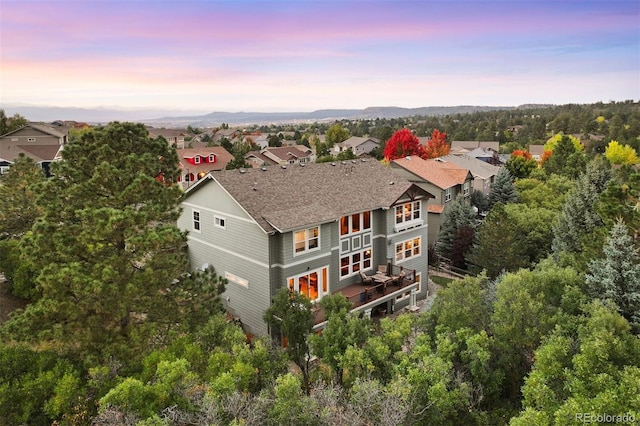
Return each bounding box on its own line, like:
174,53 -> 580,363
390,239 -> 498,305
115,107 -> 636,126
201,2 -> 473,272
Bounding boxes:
294,226 -> 319,255
463,182 -> 470,196
194,156 -> 201,164
444,188 -> 452,202
288,267 -> 329,301
27,137 -> 36,142
340,211 -> 371,236
208,154 -> 215,163
395,237 -> 421,262
193,210 -> 201,232
395,201 -> 421,225
339,211 -> 372,278
214,215 -> 226,229
340,248 -> 372,277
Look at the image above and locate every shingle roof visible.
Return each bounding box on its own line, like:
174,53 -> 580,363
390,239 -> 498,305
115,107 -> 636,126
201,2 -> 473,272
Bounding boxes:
440,154 -> 500,179
187,160 -> 430,233
451,141 -> 499,151
338,136 -> 379,149
392,156 -> 471,190
177,146 -> 234,173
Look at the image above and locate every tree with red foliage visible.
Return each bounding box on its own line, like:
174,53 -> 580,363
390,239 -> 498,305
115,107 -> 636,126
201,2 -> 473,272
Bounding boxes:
511,149 -> 532,160
383,129 -> 426,161
423,129 -> 450,159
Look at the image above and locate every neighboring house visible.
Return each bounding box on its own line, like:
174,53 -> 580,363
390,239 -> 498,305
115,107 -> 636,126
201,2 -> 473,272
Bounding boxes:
0,123 -> 69,176
528,144 -> 545,161
147,128 -> 189,149
246,134 -> 269,149
391,156 -> 473,245
245,145 -> 314,167
176,146 -> 234,189
465,147 -> 504,165
212,128 -> 240,143
177,160 -> 434,337
450,141 -> 500,152
332,136 -> 380,156
441,154 -> 500,196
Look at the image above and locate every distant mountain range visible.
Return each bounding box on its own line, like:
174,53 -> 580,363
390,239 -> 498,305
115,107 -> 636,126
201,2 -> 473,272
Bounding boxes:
1,104 -> 550,127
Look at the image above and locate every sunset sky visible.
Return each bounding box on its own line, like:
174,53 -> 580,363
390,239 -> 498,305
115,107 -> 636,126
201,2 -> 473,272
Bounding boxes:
1,0 -> 638,112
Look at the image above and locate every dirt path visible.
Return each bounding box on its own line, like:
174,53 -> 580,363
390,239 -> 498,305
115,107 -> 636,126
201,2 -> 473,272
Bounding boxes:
0,278 -> 28,323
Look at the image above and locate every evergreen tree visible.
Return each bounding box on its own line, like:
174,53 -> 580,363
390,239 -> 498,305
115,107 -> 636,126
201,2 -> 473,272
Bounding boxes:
552,156 -> 612,257
488,167 -> 518,209
467,203 -> 529,278
0,154 -> 46,239
437,195 -> 476,268
542,134 -> 587,177
2,122 -> 224,363
585,220 -> 640,333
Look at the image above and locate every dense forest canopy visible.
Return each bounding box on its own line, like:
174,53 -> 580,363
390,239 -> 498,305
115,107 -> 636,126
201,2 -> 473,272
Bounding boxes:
0,102 -> 639,425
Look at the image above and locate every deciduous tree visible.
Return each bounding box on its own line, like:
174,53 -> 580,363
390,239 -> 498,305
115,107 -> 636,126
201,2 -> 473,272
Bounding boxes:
505,150 -> 537,179
324,124 -> 350,148
423,129 -> 450,159
604,140 -> 639,165
263,288 -> 314,394
383,129 -> 426,161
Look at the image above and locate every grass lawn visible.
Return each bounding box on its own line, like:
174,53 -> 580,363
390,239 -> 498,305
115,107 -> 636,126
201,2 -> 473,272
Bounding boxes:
431,275 -> 455,287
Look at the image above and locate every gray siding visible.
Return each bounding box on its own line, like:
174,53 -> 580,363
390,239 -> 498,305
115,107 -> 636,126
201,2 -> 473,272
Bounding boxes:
178,179 -> 271,336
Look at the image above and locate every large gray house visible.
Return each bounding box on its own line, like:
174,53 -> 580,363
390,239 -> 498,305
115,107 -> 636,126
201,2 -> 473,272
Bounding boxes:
177,160 -> 434,337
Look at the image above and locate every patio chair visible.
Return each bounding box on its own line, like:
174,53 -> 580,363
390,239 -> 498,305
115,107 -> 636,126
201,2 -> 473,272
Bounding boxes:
359,270 -> 373,285
394,270 -> 406,286
377,265 -> 387,275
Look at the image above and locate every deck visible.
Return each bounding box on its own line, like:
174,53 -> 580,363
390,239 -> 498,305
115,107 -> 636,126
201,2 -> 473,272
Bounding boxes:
312,265 -> 419,328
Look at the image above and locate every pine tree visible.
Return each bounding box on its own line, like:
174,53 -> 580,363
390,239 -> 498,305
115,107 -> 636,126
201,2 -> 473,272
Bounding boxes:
437,196 -> 476,268
488,167 -> 519,208
467,203 -> 528,278
585,220 -> 640,333
3,122 -> 225,362
552,156 -> 612,256
0,154 -> 45,239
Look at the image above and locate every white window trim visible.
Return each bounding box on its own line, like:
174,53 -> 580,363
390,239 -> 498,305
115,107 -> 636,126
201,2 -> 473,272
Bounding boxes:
339,211 -> 372,237
463,182 -> 470,196
194,155 -> 201,164
293,226 -> 320,256
288,266 -> 329,302
214,215 -> 226,229
192,209 -> 201,233
394,201 -> 423,233
444,188 -> 452,202
395,237 -> 421,263
208,154 -> 215,163
340,247 -> 373,278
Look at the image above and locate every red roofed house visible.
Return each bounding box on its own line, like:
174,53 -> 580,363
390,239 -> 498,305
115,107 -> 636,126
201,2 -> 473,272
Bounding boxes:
391,156 -> 473,245
0,123 -> 69,176
176,146 -> 234,189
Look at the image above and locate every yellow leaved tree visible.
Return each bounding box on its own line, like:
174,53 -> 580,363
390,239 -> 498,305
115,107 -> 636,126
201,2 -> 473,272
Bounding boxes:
604,140 -> 639,165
